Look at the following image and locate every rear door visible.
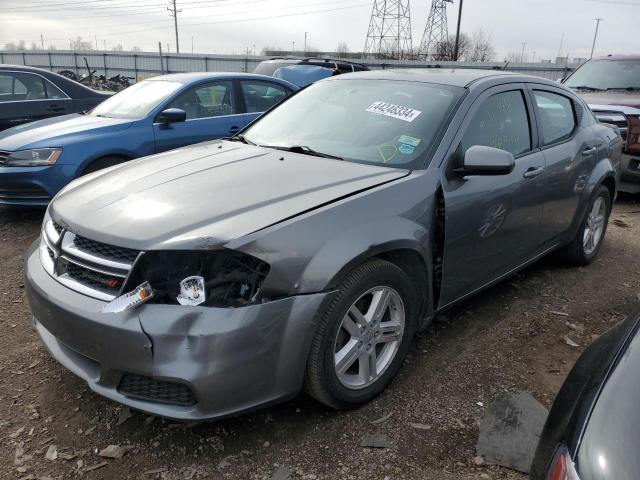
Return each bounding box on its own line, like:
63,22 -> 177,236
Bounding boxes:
152,80 -> 244,153
527,84 -> 600,243
237,79 -> 292,123
0,71 -> 73,130
439,84 -> 547,307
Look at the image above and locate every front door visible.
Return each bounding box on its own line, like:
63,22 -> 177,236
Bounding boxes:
439,85 -> 546,307
0,71 -> 73,130
153,80 -> 246,153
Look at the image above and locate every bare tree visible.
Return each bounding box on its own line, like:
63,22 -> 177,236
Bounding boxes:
48,45 -> 57,51
434,33 -> 470,61
468,28 -> 495,62
111,44 -> 124,52
335,41 -> 350,58
69,36 -> 93,51
131,46 -> 142,52
504,51 -> 523,63
4,40 -> 27,50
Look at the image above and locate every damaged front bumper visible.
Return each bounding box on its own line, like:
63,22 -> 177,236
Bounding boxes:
24,241 -> 329,420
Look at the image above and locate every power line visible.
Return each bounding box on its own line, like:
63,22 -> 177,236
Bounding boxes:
12,2 -> 370,41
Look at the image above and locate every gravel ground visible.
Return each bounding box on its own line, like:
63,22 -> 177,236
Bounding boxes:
2,197 -> 640,480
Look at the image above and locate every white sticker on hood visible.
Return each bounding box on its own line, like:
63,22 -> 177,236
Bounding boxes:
366,102 -> 422,122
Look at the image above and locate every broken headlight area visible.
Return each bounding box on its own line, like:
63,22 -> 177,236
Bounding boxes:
123,250 -> 271,308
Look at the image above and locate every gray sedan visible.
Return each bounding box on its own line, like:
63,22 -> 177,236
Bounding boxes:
25,69 -> 621,420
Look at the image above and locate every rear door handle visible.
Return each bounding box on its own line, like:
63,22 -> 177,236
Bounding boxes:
523,166 -> 544,179
46,105 -> 66,112
228,126 -> 240,133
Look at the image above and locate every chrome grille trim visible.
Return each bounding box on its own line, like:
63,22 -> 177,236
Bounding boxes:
41,218 -> 141,301
592,109 -> 629,145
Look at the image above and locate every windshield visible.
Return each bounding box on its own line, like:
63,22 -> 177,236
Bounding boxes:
254,61 -> 293,76
90,80 -> 182,119
243,79 -> 464,168
565,59 -> 640,90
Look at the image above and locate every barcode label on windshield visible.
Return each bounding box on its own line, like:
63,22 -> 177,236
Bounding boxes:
366,102 -> 422,122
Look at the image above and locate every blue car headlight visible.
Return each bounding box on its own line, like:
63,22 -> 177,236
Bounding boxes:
5,148 -> 62,167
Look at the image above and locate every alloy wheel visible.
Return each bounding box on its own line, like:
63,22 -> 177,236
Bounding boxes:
333,286 -> 405,390
583,196 -> 606,256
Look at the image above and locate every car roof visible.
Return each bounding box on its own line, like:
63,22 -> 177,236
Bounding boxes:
325,68 -> 543,88
0,64 -> 54,73
592,54 -> 640,61
146,72 -> 294,85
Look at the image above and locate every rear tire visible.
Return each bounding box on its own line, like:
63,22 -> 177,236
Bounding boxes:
304,259 -> 418,409
82,156 -> 128,175
560,185 -> 611,266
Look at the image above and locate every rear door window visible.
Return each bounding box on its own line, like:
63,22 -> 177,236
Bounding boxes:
240,80 -> 289,113
533,90 -> 576,146
460,90 -> 532,157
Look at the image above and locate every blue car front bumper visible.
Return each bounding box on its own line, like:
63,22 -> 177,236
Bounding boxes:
0,163 -> 78,206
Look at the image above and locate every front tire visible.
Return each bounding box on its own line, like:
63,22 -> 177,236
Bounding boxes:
304,259 -> 418,409
560,185 -> 611,266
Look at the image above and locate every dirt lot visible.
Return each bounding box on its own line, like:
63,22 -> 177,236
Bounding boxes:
2,197 -> 640,480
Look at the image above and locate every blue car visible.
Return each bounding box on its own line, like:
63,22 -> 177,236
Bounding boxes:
0,72 -> 297,206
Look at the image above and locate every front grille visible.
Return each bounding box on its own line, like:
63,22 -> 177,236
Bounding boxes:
74,235 -> 139,263
0,150 -> 9,165
66,262 -> 123,292
41,218 -> 140,301
118,374 -> 197,407
52,221 -> 64,236
0,185 -> 50,201
593,110 -> 629,143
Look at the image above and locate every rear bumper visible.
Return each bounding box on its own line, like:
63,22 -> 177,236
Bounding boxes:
618,152 -> 640,193
25,241 -> 330,420
0,164 -> 78,206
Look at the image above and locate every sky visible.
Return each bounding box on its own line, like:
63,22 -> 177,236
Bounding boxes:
0,0 -> 639,61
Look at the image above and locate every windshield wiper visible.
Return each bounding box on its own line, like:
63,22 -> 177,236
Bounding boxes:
569,85 -> 606,92
224,134 -> 255,145
606,87 -> 638,92
262,145 -> 344,161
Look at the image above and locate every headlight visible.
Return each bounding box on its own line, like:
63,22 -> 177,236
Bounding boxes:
123,250 -> 271,308
5,148 -> 62,166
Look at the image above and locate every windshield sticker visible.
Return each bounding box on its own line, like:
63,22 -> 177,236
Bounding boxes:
379,145 -> 398,163
398,135 -> 421,147
366,102 -> 422,123
399,144 -> 415,155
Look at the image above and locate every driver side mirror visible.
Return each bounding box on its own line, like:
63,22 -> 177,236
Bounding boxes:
459,145 -> 515,176
157,108 -> 186,125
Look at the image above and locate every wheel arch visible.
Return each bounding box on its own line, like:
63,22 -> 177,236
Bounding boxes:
80,152 -> 135,175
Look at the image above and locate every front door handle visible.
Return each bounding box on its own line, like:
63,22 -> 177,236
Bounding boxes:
523,166 -> 544,179
582,146 -> 599,156
228,126 -> 240,133
46,105 -> 66,112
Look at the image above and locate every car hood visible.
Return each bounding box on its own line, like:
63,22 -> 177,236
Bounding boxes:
573,90 -> 640,110
0,113 -> 133,150
51,141 -> 409,250
576,315 -> 640,480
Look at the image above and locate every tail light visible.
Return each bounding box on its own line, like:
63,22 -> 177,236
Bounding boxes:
627,115 -> 640,154
547,445 -> 580,480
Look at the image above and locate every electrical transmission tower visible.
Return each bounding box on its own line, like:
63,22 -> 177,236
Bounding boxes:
363,0 -> 413,60
418,0 -> 453,59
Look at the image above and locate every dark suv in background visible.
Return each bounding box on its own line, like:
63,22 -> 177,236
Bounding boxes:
254,57 -> 370,77
563,55 -> 640,193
